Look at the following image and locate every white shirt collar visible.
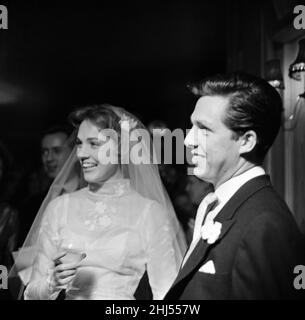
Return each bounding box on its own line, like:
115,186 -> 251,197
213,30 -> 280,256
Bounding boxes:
213,166 -> 266,215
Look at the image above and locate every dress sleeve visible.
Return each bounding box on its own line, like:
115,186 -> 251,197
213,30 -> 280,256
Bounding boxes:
24,196 -> 66,300
143,201 -> 182,300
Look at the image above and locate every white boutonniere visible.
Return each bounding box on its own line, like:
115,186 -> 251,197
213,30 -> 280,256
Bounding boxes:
201,220 -> 222,244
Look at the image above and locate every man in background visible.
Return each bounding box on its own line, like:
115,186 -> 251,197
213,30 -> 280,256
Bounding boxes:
41,126 -> 72,180
18,125 -> 72,246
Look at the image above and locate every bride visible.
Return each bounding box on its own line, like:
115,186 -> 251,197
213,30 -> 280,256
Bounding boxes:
15,104 -> 186,300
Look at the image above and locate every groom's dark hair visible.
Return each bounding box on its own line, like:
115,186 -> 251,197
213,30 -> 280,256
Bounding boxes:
189,72 -> 283,164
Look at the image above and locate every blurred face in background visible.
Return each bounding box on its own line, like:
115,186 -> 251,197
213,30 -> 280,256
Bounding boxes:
185,175 -> 213,206
41,132 -> 71,179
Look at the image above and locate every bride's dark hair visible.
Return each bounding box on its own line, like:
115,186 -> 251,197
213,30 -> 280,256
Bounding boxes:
69,104 -> 122,133
68,104 -> 127,162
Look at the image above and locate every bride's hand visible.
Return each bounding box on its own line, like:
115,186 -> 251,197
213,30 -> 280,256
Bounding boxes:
51,252 -> 81,290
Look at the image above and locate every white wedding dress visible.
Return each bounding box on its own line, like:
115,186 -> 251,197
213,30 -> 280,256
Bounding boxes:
24,179 -> 181,300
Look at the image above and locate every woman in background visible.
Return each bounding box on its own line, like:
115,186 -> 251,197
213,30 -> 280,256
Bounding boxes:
0,141 -> 19,271
0,141 -> 20,300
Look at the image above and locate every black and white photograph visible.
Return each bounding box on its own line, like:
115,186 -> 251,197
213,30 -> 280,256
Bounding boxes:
0,0 -> 305,304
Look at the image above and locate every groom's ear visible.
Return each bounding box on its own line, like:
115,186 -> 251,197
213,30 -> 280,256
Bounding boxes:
238,130 -> 257,155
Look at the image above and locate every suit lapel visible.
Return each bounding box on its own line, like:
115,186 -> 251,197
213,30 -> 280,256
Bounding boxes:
172,219 -> 235,287
215,174 -> 271,222
168,175 -> 272,293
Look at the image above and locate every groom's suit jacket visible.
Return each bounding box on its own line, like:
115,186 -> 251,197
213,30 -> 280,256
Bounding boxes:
165,175 -> 305,300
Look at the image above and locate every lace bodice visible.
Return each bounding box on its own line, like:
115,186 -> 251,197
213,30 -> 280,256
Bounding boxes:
24,179 -> 181,300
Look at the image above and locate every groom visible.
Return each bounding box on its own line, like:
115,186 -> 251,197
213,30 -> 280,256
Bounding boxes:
165,72 -> 305,299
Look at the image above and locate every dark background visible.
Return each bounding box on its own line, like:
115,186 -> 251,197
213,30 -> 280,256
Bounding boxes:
0,0 -> 226,171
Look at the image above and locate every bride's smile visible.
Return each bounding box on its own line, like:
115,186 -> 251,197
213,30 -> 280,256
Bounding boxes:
76,119 -> 120,187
